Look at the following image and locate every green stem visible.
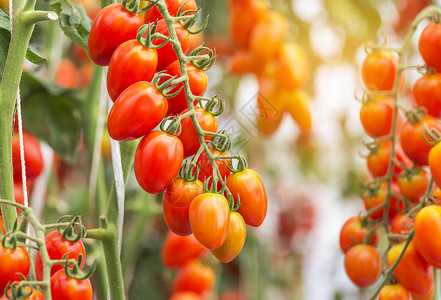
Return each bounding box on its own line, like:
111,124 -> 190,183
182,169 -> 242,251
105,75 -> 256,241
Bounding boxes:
435,268 -> 440,300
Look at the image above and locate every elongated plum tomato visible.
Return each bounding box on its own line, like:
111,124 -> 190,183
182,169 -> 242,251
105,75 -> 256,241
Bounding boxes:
178,107 -> 218,157
0,245 -> 30,294
413,73 -> 441,118
379,284 -> 412,300
283,89 -> 312,133
388,241 -> 434,296
144,0 -> 196,23
35,230 -> 86,280
107,40 -> 158,102
275,43 -> 309,91
415,205 -> 441,268
344,244 -> 381,288
411,283 -> 434,300
211,212 -> 246,263
429,142 -> 441,189
197,147 -> 231,189
173,260 -> 215,296
360,96 -> 400,138
339,216 -> 378,254
163,60 -> 207,116
51,269 -> 92,300
12,133 -> 43,180
227,169 -> 267,227
163,178 -> 203,236
419,23 -> 441,73
361,50 -> 399,91
134,131 -> 183,194
396,168 -> 430,203
161,231 -> 208,268
107,81 -> 168,141
189,193 -> 230,249
391,213 -> 414,237
170,292 -> 202,300
88,3 -> 143,66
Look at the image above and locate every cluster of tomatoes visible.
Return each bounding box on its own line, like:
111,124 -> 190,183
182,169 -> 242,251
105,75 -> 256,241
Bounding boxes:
340,20 -> 441,299
227,0 -> 311,136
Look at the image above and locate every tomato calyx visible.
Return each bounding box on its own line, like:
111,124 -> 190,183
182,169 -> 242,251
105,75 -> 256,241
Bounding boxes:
1,220 -> 20,250
121,0 -> 146,14
200,96 -> 225,117
61,253 -> 97,280
404,106 -> 427,124
209,131 -> 231,153
179,161 -> 200,182
189,45 -> 216,71
57,215 -> 86,243
160,115 -> 182,136
3,281 -> 34,300
178,7 -> 208,35
153,71 -> 184,98
137,22 -> 169,49
225,153 -> 248,174
422,120 -> 441,146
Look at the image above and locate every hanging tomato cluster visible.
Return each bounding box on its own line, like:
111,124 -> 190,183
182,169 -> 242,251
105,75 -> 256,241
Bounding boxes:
340,9 -> 441,299
88,0 -> 268,264
227,0 -> 311,136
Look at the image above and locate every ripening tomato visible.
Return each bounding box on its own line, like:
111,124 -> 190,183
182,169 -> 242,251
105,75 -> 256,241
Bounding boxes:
169,292 -> 202,300
134,131 -> 184,194
275,43 -> 309,90
88,3 -> 143,66
391,213 -> 414,236
173,260 -> 215,297
411,283 -> 435,300
363,181 -> 402,221
344,244 -> 382,288
360,96 -> 400,138
226,169 -> 267,227
0,286 -> 45,300
414,205 -> 441,268
419,23 -> 441,73
388,241 -> 434,296
429,142 -> 441,189
189,193 -> 230,249
55,59 -> 80,89
228,50 -> 261,75
255,88 -> 284,136
379,284 -> 412,300
432,187 -> 441,205
366,140 -> 412,178
197,147 -> 231,189
0,245 -> 30,294
413,73 -> 441,118
163,178 -> 203,236
283,89 -> 312,133
153,20 -> 191,71
12,133 -> 44,180
144,0 -> 196,23
178,107 -> 217,157
50,269 -> 92,300
339,216 -> 378,254
211,212 -> 246,263
161,231 -> 208,268
397,168 -> 430,203
361,50 -> 399,91
400,114 -> 441,165
107,40 -> 158,102
35,230 -> 86,280
162,60 -> 207,116
107,81 -> 168,141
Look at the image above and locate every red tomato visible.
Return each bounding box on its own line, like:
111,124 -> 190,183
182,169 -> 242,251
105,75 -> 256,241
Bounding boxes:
0,218 -> 4,234
134,131 -> 184,194
12,133 -> 44,180
391,213 -> 414,236
163,178 -> 203,236
339,216 -> 378,254
415,205 -> 441,268
161,231 -> 208,268
0,286 -> 45,300
360,96 -> 400,138
178,107 -> 218,157
226,169 -> 267,227
361,50 -> 399,91
388,241 -> 434,296
429,142 -> 441,190
397,168 -> 430,203
173,260 -> 215,297
162,60 -> 207,116
152,20 -> 191,71
189,193 -> 230,249
107,40 -> 158,102
419,23 -> 441,73
144,0 -> 196,23
400,114 -> 441,165
35,230 -> 86,280
14,181 -> 24,207
411,283 -> 435,300
0,245 -> 30,294
107,81 -> 168,141
211,212 -> 246,263
197,147 -> 231,189
363,181 -> 402,221
379,284 -> 412,300
366,140 -> 412,178
413,73 -> 441,118
344,244 -> 382,288
169,292 -> 202,300
88,3 -> 143,66
50,269 -> 92,300
55,59 -> 80,89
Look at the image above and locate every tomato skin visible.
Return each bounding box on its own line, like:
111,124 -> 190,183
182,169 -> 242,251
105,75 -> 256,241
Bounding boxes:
415,205 -> 441,268
107,40 -> 158,102
391,213 -> 414,236
163,178 -> 203,236
360,96 -> 399,138
189,193 -> 230,249
88,3 -> 143,66
178,107 -> 217,157
419,23 -> 441,73
144,0 -> 196,23
429,142 -> 441,190
228,50 -> 261,75
50,269 -> 92,300
366,140 -> 412,178
283,89 -> 312,133
153,20 -> 191,71
134,131 -> 184,194
197,147 -> 231,189
12,133 -> 44,180
411,283 -> 435,300
226,169 -> 267,227
169,292 -> 202,300
35,230 -> 86,281
211,212 -> 246,263
163,61 -> 207,116
275,43 -> 309,90
0,245 -> 30,294
378,284 -> 412,300
172,260 -> 215,297
361,50 -> 399,91
397,168 -> 430,203
344,244 -> 382,288
161,231 -> 208,268
400,114 -> 441,165
388,241 -> 434,296
339,216 -> 378,254
413,73 -> 441,118
55,59 -> 80,89
107,81 -> 168,141
363,182 -> 402,221
0,218 -> 4,234
0,287 -> 45,300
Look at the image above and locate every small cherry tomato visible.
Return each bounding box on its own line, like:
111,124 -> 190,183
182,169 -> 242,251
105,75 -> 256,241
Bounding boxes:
361,50 -> 399,91
413,73 -> 441,118
379,284 -> 412,300
50,269 -> 92,300
0,245 -> 30,294
429,142 -> 441,190
161,231 -> 208,268
283,89 -> 312,133
339,216 -> 378,254
415,205 -> 441,268
366,140 -> 412,178
419,23 -> 441,73
211,212 -> 246,263
363,181 -> 402,221
344,244 -> 382,288
275,43 -> 308,91
55,59 -> 80,89
397,168 -> 430,203
360,96 -> 400,138
197,147 -> 231,189
12,133 -> 44,180
172,260 -> 215,297
144,0 -> 196,23
0,286 -> 45,300
391,213 -> 414,236
228,50 -> 261,75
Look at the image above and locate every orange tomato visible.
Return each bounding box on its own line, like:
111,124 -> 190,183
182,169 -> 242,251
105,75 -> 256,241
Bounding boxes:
414,205 -> 441,268
379,284 -> 412,300
283,89 -> 312,133
275,43 -> 309,91
173,260 -> 215,297
211,212 -> 246,263
344,244 -> 382,288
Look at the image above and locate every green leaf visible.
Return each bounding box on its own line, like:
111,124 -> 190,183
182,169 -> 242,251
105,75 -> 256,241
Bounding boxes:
49,0 -> 92,53
0,8 -> 11,31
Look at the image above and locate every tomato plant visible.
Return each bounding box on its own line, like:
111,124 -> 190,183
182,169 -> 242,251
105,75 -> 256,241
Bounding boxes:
144,0 -> 196,23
